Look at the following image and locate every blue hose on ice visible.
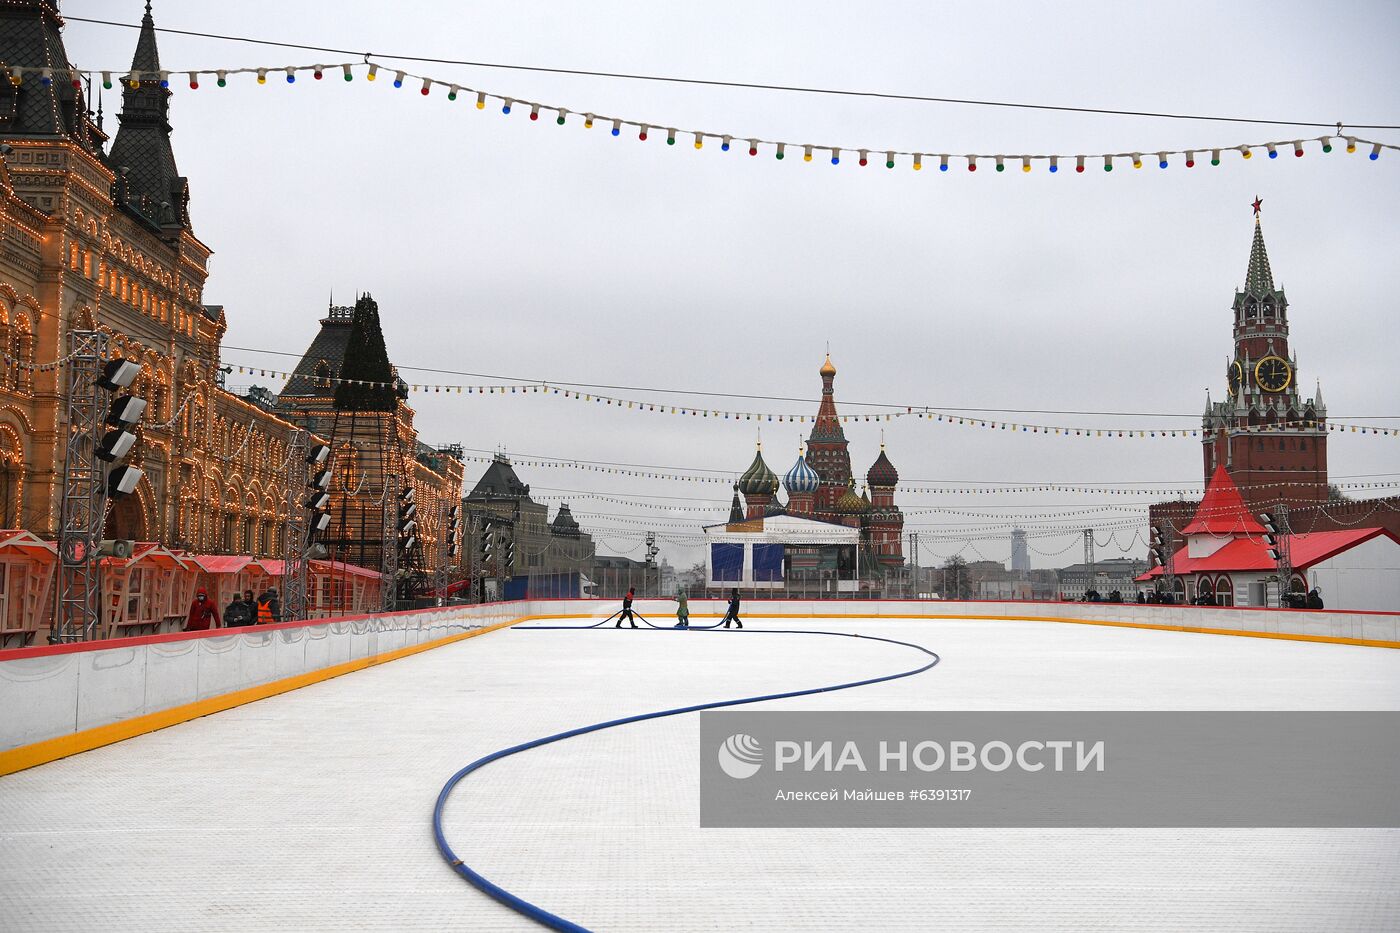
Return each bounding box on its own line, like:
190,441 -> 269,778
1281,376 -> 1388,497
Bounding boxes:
431,625 -> 941,932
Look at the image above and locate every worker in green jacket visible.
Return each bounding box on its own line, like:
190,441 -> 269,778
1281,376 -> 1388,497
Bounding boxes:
673,589 -> 690,628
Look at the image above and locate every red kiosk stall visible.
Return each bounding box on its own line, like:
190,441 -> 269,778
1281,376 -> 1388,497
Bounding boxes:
0,531 -> 58,649
101,544 -> 201,639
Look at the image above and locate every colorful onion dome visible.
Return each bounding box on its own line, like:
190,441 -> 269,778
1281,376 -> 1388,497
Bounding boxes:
784,451 -> 820,495
836,480 -> 868,514
867,445 -> 899,487
738,444 -> 779,496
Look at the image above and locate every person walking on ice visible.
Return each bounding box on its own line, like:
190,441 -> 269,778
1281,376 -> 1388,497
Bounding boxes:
721,588 -> 742,629
616,586 -> 638,628
673,589 -> 690,628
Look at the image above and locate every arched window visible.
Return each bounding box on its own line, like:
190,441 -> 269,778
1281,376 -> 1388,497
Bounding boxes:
313,360 -> 332,389
1216,575 -> 1233,607
7,314 -> 33,393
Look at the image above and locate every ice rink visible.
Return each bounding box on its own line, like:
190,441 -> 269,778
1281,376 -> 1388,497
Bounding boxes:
3,616 -> 1399,932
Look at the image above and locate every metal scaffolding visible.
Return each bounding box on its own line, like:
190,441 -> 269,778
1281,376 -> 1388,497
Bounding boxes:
280,428 -> 313,622
53,330 -> 108,643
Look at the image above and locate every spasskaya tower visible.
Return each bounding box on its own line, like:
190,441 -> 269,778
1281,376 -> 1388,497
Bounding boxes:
1201,200 -> 1328,506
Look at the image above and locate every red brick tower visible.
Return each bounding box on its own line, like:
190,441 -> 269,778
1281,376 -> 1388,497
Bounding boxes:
807,355 -> 854,515
1202,201 -> 1328,507
864,443 -> 905,567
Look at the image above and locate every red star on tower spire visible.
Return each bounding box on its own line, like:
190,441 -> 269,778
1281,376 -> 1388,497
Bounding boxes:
1251,196 -> 1263,217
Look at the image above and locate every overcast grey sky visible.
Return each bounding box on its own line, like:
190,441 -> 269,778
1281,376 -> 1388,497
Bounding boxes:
61,0 -> 1400,568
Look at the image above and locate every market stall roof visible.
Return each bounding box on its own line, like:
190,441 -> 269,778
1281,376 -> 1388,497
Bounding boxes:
1138,527 -> 1396,579
0,530 -> 58,560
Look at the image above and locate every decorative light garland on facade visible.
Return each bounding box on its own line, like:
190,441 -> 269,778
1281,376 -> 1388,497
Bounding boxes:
12,62 -> 1397,173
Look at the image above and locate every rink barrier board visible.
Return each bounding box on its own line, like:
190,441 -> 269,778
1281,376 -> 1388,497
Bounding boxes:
0,604 -> 543,776
2,599 -> 1396,776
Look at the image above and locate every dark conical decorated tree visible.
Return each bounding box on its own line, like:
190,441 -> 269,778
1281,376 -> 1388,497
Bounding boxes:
333,294 -> 398,411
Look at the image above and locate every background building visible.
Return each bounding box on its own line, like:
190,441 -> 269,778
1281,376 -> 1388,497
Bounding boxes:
0,3 -> 462,608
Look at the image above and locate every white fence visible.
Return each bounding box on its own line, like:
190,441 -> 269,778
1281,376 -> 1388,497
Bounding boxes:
3,598 -> 1395,761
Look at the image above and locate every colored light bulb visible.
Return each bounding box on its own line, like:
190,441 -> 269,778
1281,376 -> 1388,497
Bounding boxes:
188,74 -> 199,89
1049,155 -> 1059,173
639,125 -> 648,140
393,71 -> 405,88
422,79 -> 433,96
968,156 -> 977,171
1211,148 -> 1221,165
477,92 -> 487,109
611,118 -> 620,135
448,86 -> 459,101
216,72 -> 227,87
775,143 -> 785,159
1022,157 -> 1031,173
1294,145 -> 1303,157
367,64 -> 378,81
286,71 -> 296,84
831,148 -> 840,164
158,72 -> 169,88
1371,142 -> 1382,160
502,99 -> 513,114
102,71 -> 112,89
995,156 -> 1004,172
1241,147 -> 1252,159
256,69 -> 267,85
939,154 -> 949,171
557,114 -> 566,125
584,113 -> 594,128
529,104 -> 540,120
314,68 -> 324,80
803,145 -> 812,162
343,64 -> 354,81
694,135 -> 703,149
666,128 -> 676,145
1157,153 -> 1168,168
1321,137 -> 1332,153
887,159 -> 895,169
1103,155 -> 1112,171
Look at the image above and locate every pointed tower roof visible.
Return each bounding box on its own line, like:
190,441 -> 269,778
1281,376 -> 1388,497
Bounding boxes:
331,294 -> 399,411
728,485 -> 745,523
1243,215 -> 1275,296
468,454 -> 531,501
108,1 -> 190,231
550,503 -> 581,537
0,0 -> 102,152
1181,464 -> 1266,536
809,353 -> 847,443
131,2 -> 160,73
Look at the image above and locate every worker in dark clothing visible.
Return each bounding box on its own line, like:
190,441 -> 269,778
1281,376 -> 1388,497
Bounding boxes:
721,588 -> 743,629
1306,588 -> 1324,609
224,590 -> 254,628
615,587 -> 637,628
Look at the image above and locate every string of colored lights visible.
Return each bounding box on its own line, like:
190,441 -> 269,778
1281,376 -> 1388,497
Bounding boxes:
226,361 -> 1400,438
222,345 -> 1400,421
453,453 -> 1400,499
61,13 -> 1400,131
15,62 -> 1397,172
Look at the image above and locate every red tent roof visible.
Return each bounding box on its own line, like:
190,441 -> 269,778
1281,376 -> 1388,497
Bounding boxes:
1181,464 -> 1266,536
1139,527 -> 1397,579
0,530 -> 58,560
191,555 -> 269,574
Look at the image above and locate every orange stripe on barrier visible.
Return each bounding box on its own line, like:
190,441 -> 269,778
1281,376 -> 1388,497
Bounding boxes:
0,617 -> 523,777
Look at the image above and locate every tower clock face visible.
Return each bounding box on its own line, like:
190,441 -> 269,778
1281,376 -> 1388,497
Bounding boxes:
1254,356 -> 1292,393
1227,360 -> 1244,394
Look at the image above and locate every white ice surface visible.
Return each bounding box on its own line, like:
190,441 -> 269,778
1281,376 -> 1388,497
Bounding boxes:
2,617 -> 1398,932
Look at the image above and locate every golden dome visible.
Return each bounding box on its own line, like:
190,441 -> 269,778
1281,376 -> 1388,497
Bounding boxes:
819,354 -> 836,377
